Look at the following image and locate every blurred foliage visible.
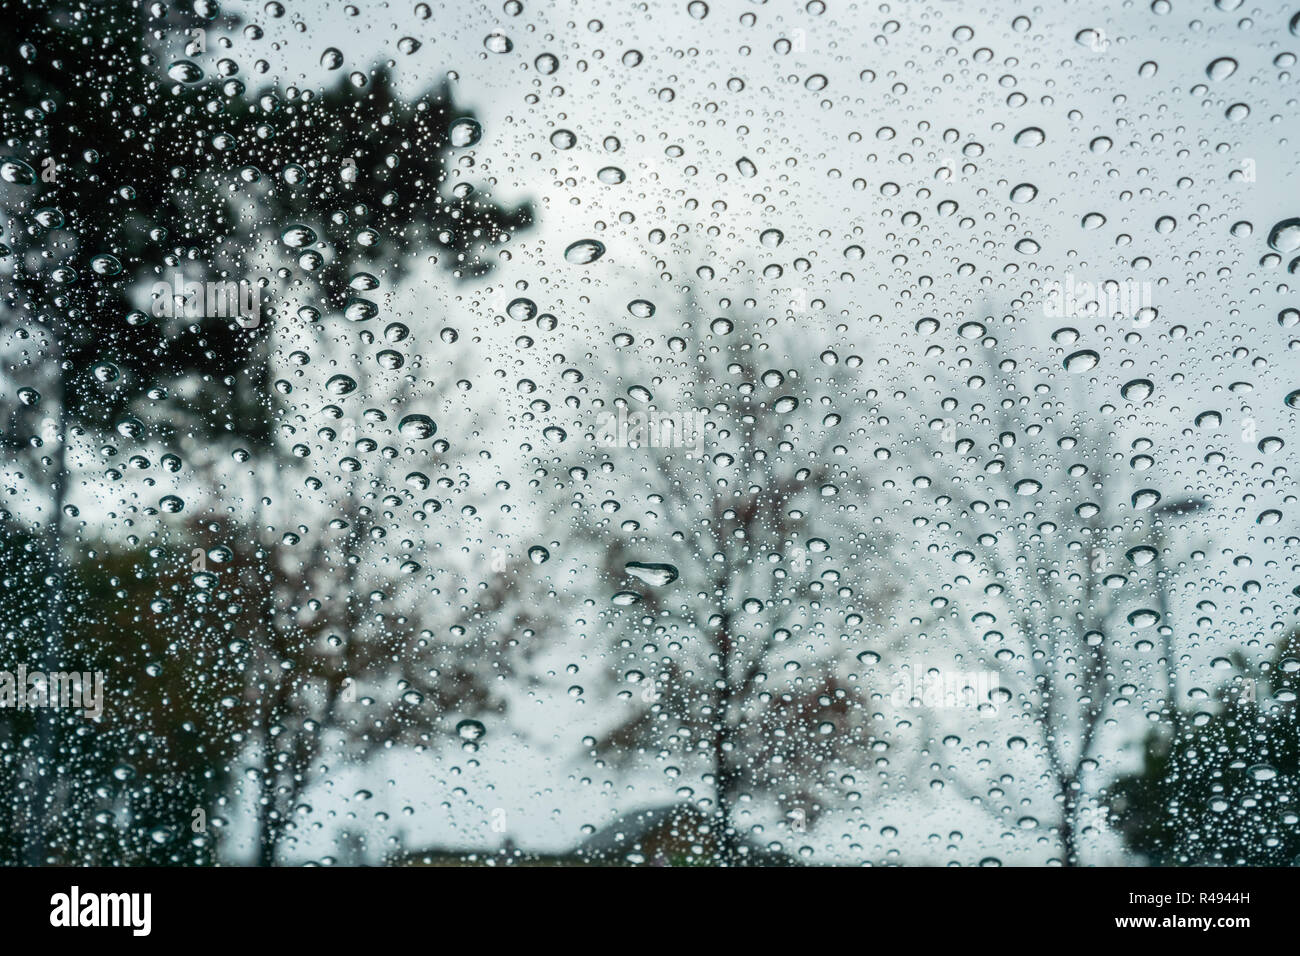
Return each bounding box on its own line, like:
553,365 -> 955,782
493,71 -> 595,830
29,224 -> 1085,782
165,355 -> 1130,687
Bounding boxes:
0,0 -> 532,864
0,0 -> 530,446
0,521 -> 249,863
1107,635 -> 1300,866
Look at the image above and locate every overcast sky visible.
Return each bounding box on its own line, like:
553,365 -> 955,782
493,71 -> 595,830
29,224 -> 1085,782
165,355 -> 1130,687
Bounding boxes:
183,0 -> 1300,863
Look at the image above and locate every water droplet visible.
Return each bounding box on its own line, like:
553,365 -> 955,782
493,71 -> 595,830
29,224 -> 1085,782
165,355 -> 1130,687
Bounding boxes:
564,239 -> 605,264
326,374 -> 358,396
456,719 -> 486,741
1267,218 -> 1300,253
344,298 -> 378,322
507,297 -> 538,321
1121,379 -> 1153,401
1009,183 -> 1038,203
0,157 -> 37,185
281,224 -> 317,248
1131,488 -> 1162,510
1206,57 -> 1237,80
449,118 -> 482,148
89,254 -> 121,276
167,60 -> 204,83
398,414 -> 437,440
1127,608 -> 1161,628
1126,546 -> 1158,566
1064,349 -> 1099,372
625,561 -> 679,586
1014,127 -> 1045,147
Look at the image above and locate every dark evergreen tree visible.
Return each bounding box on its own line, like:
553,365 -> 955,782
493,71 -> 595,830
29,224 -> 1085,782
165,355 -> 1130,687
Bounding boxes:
0,0 -> 530,863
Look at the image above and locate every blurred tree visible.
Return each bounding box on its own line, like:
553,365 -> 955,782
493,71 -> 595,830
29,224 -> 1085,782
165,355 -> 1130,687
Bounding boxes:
0,477 -> 546,866
887,334 -> 1205,865
229,394 -> 550,865
547,283 -> 897,864
0,0 -> 530,863
0,520 -> 249,864
1106,634 -> 1300,865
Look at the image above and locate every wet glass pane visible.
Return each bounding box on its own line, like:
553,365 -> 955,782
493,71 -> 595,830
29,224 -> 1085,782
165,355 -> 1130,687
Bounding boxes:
1,0 -> 1297,869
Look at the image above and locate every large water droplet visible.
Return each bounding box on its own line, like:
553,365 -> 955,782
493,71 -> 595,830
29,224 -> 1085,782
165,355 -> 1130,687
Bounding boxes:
564,239 -> 606,264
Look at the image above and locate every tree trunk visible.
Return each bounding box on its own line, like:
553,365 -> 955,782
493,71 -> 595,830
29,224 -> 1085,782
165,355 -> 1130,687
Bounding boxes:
712,606 -> 742,865
1059,775 -> 1079,867
252,413 -> 282,866
26,371 -> 68,866
713,751 -> 741,864
256,740 -> 282,867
